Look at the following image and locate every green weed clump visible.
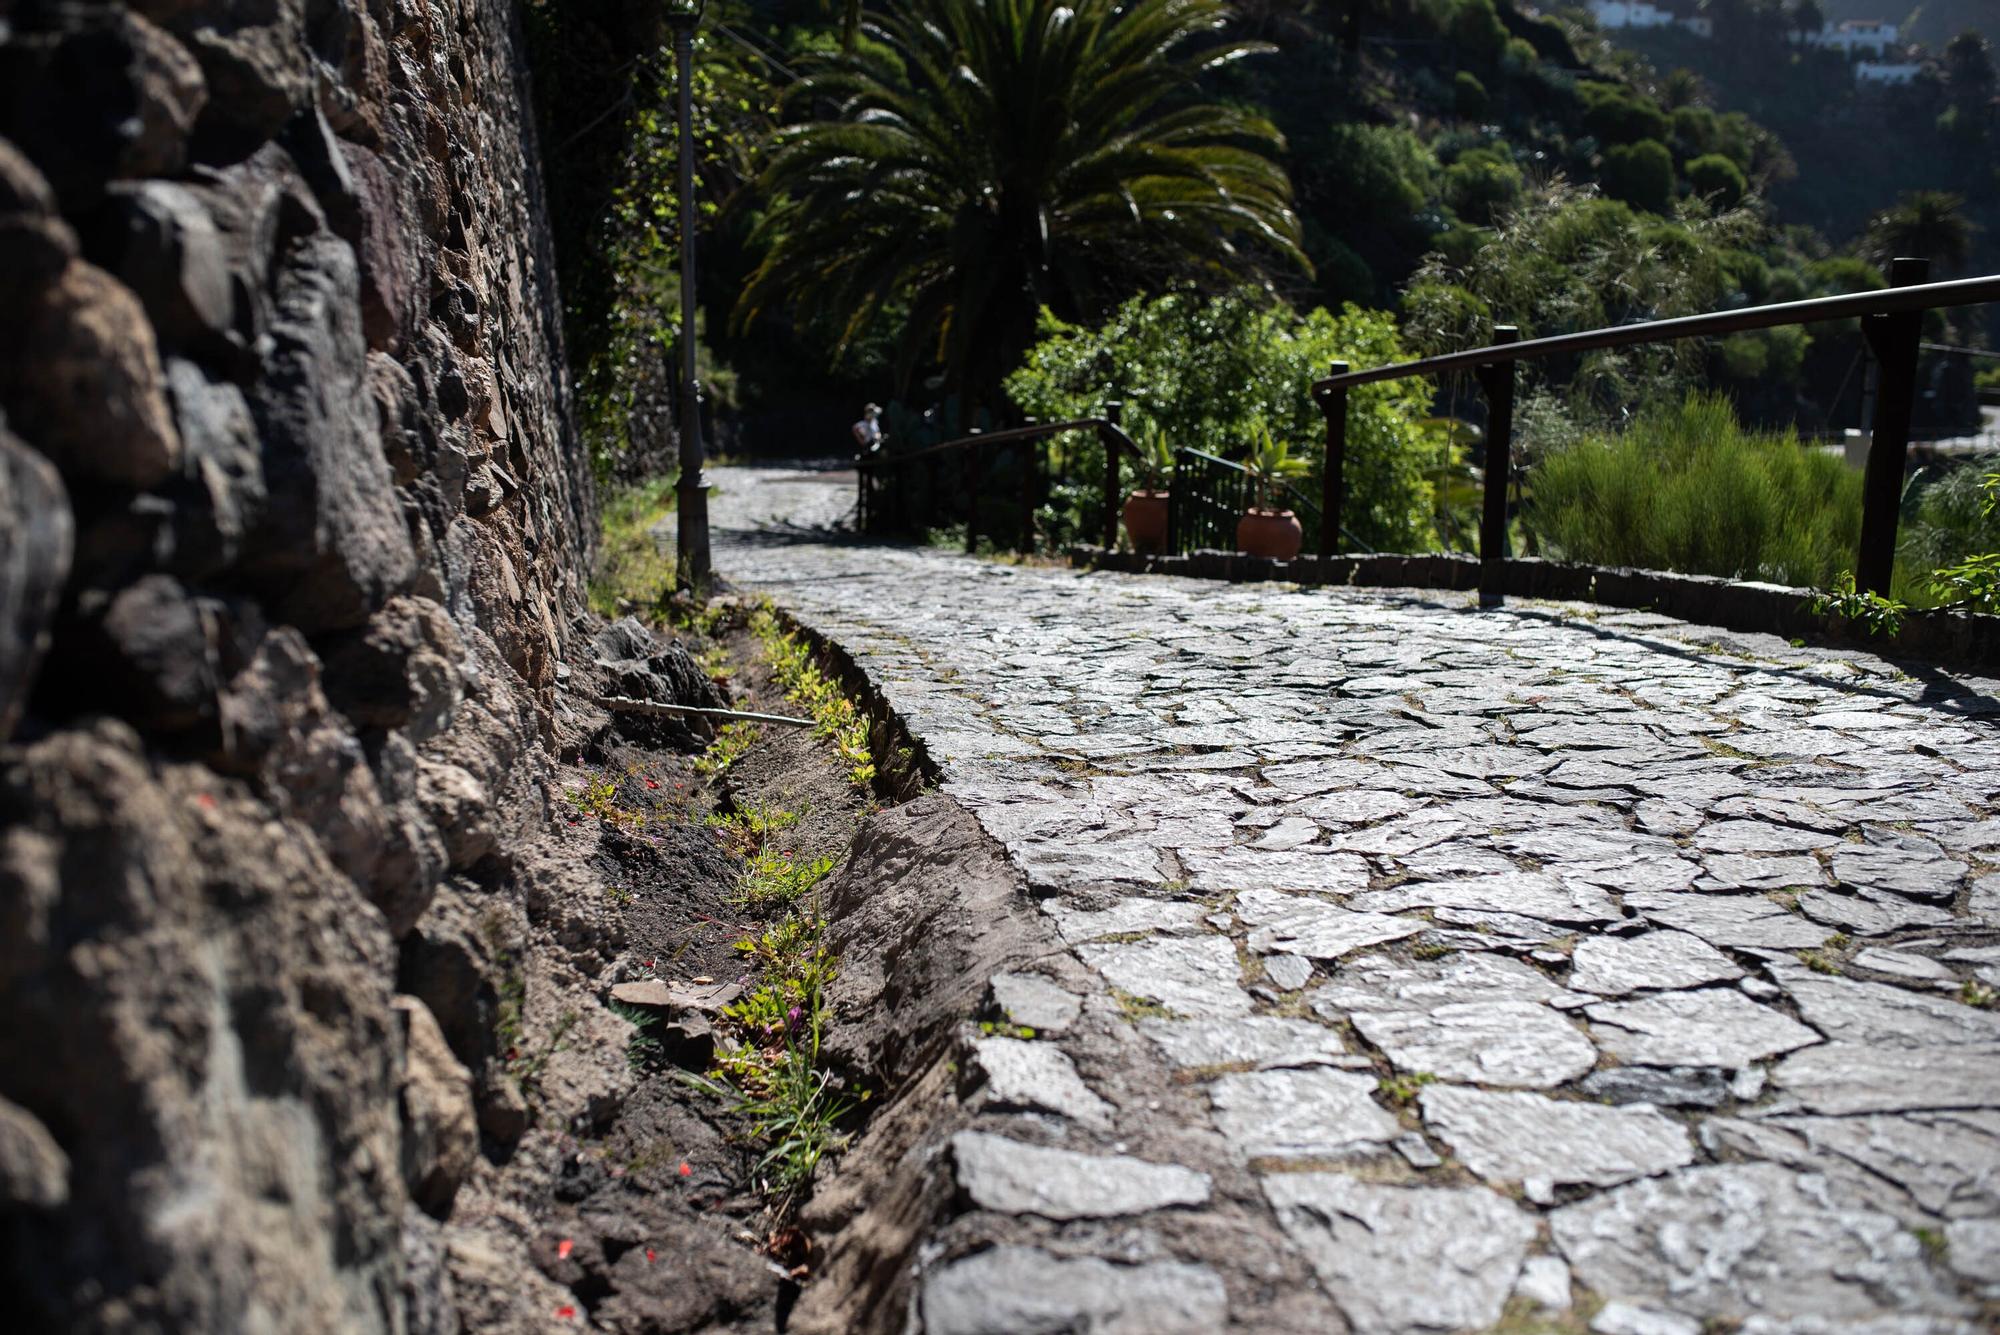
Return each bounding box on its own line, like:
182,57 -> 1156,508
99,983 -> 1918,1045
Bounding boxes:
750,607 -> 877,789
737,848 -> 836,906
684,916 -> 856,1196
1529,393 -> 1861,588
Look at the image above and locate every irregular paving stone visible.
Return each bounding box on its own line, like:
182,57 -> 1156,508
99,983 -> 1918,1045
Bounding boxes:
1209,1067 -> 1400,1159
968,1037 -> 1114,1128
1310,951 -> 1589,1014
1552,1163 -> 1969,1324
1181,845 -> 1371,895
1703,1111 -> 2000,1219
1769,965 -> 2000,1048
1262,952 -> 1315,991
1419,1085 -> 1694,1190
1580,1065 -> 1733,1108
1263,1173 -> 1537,1335
1830,845 -> 1967,901
1567,930 -> 1743,996
989,972 -> 1082,1034
1694,820 -> 1845,854
1515,1255 -> 1573,1311
1585,990 -> 1820,1068
1043,896 -> 1207,943
919,1246 -> 1229,1335
1798,888 -> 1955,935
1627,890 -> 1834,949
1233,887 -> 1424,960
1945,1218 -> 2000,1291
1851,946 -> 1956,984
1351,872 -> 1620,925
1590,1302 -> 1700,1335
1772,1044 -> 1999,1115
1394,1132 -> 1442,1169
1139,1016 -> 1351,1072
950,1131 -> 1211,1219
1074,935 -> 1251,1019
1694,853 -> 1829,892
1353,1001 -> 1599,1089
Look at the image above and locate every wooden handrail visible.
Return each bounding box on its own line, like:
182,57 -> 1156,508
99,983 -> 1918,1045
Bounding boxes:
1311,273 -> 2000,397
1311,260 -> 1998,599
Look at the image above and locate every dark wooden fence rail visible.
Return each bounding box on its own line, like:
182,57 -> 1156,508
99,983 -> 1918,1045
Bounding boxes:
855,407 -> 1140,552
1313,260 -> 2000,601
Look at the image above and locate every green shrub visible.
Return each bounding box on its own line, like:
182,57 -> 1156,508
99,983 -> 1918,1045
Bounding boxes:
1443,148 -> 1524,225
1322,124 -> 1440,219
1454,70 -> 1490,119
1686,153 -> 1748,207
1004,291 -> 1448,549
1529,393 -> 1862,587
1578,81 -> 1670,145
1601,139 -> 1675,215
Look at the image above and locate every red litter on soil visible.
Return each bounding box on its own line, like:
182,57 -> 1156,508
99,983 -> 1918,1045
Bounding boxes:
678,1162 -> 692,1177
557,1239 -> 574,1260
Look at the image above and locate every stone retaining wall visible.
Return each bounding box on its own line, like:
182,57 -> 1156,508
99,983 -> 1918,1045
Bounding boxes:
0,1 -> 596,1327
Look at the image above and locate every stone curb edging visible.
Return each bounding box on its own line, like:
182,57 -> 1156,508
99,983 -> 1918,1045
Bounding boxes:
1070,548 -> 2000,672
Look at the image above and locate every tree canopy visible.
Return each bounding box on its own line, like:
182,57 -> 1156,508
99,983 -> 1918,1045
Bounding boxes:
736,0 -> 1307,412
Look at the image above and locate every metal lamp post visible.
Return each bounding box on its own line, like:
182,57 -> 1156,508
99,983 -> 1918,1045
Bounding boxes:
665,0 -> 711,589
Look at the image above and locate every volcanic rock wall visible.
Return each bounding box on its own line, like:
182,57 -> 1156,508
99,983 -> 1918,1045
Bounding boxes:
0,0 -> 597,1327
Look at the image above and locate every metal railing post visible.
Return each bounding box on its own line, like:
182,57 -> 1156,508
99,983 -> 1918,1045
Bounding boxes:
1856,257 -> 1928,595
1317,361 -> 1350,562
1102,401 -> 1122,551
1474,325 -> 1520,607
964,434 -> 980,554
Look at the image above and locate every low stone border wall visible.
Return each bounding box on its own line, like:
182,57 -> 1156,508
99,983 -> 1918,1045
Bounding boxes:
1071,548 -> 2000,672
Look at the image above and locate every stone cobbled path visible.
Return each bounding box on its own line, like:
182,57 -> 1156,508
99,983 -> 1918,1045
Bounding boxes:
706,467 -> 2000,1334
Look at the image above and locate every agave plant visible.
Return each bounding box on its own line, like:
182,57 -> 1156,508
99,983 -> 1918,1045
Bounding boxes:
1130,419 -> 1176,492
1242,422 -> 1309,512
737,0 -> 1306,416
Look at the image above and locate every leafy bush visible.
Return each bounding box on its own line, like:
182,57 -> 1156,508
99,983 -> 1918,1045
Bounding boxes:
1578,81 -> 1670,145
1443,148 -> 1524,225
1686,153 -> 1748,207
1900,459 -> 2000,603
1321,124 -> 1440,220
1529,393 -> 1862,587
1004,291 -> 1448,549
1601,139 -> 1675,215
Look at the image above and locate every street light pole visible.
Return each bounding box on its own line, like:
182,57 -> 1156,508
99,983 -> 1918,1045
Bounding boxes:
666,1 -> 711,590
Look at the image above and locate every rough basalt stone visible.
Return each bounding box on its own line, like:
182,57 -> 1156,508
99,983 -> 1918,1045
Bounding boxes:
0,425 -> 72,742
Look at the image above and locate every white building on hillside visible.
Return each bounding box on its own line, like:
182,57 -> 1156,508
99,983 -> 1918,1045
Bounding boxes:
1806,19 -> 1901,57
1590,1 -> 1676,28
1856,60 -> 1923,84
1587,1 -> 1711,37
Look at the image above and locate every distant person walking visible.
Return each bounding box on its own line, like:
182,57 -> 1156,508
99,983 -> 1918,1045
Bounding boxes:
852,403 -> 885,453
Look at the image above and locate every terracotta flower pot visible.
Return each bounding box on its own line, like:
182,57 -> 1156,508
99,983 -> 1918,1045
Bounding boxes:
1236,508 -> 1302,561
1122,490 -> 1170,554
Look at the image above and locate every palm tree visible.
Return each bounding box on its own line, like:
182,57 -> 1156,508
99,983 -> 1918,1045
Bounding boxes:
1863,190 -> 1976,275
736,0 -> 1306,415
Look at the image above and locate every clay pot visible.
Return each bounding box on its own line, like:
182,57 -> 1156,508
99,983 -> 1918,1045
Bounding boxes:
1122,490 -> 1169,554
1236,509 -> 1302,561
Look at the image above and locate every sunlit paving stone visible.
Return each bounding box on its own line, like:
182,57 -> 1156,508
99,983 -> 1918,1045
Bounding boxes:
705,466 -> 2000,1332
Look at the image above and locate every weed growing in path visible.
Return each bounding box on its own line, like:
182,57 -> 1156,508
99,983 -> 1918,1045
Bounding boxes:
750,606 -> 877,789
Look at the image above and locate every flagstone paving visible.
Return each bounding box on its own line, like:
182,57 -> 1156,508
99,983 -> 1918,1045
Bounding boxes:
702,466 -> 2000,1333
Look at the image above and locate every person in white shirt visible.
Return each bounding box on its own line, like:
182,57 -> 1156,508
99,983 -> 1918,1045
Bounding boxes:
851,403 -> 885,452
